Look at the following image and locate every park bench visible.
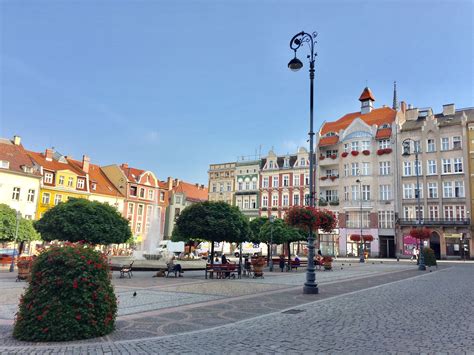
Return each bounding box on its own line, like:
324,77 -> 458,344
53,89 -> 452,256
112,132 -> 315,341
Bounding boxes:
119,261 -> 134,278
289,259 -> 307,271
166,263 -> 180,278
205,263 -> 241,279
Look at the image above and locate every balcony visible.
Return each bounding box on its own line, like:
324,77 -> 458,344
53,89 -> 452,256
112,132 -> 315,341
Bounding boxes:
398,218 -> 470,226
319,176 -> 339,186
318,155 -> 339,166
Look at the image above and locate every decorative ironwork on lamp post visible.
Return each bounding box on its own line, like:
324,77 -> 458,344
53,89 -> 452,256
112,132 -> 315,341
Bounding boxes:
288,30 -> 319,294
402,138 -> 426,270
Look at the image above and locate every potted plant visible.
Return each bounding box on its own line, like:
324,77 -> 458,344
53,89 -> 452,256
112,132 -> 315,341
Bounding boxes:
322,256 -> 333,270
341,152 -> 348,158
362,150 -> 370,155
318,198 -> 328,206
330,154 -> 337,159
384,148 -> 393,154
350,234 -> 361,242
329,199 -> 339,206
377,149 -> 385,156
285,206 -> 337,233
251,256 -> 266,277
319,155 -> 325,160
261,207 -> 268,211
330,176 -> 337,181
17,258 -> 33,281
320,176 -> 328,181
271,207 -> 278,211
351,151 -> 359,156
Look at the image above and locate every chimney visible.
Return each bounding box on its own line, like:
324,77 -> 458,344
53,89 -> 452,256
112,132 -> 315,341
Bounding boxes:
443,103 -> 455,116
82,155 -> 90,173
13,136 -> 21,146
195,183 -> 199,188
400,101 -> 407,113
200,184 -> 205,189
121,163 -> 128,169
406,108 -> 419,121
45,148 -> 54,161
174,178 -> 180,187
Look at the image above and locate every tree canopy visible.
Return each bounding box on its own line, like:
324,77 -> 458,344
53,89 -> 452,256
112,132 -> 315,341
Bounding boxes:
172,201 -> 250,243
34,198 -> 131,244
0,204 -> 40,242
248,216 -> 268,242
257,218 -> 307,245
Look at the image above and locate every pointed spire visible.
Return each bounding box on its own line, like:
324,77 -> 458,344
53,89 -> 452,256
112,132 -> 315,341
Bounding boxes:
359,87 -> 375,102
392,81 -> 398,110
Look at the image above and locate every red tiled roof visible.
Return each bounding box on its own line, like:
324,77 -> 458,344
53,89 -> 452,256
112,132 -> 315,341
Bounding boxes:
119,165 -> 159,186
27,150 -> 86,176
320,107 -> 396,135
318,136 -> 339,147
0,139 -> 40,176
375,128 -> 392,139
174,181 -> 208,202
157,181 -> 168,189
359,87 -> 375,101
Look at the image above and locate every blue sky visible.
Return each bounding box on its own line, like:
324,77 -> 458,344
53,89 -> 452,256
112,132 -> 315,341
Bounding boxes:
1,0 -> 472,184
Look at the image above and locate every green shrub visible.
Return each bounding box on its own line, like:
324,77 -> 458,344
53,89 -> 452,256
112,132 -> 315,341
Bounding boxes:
422,247 -> 437,267
13,243 -> 117,341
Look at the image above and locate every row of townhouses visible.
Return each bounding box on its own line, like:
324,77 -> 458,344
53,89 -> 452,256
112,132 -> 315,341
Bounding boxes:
208,87 -> 474,260
0,137 -> 207,244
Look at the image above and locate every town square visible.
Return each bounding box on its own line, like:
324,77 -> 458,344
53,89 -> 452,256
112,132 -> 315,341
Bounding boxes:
1,0 -> 473,354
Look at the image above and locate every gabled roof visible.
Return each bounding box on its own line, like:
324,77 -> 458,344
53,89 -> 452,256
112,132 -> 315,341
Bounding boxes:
375,128 -> 392,139
27,150 -> 86,176
0,139 -> 40,177
321,107 -> 396,136
359,87 -> 375,101
119,165 -> 159,186
319,136 -> 339,147
173,181 -> 208,202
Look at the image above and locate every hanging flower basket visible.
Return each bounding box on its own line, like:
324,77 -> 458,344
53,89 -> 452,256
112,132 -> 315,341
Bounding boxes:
285,206 -> 337,233
330,176 -> 337,181
384,148 -> 393,154
350,234 -> 361,242
341,152 -> 348,158
377,149 -> 385,156
330,154 -> 337,160
319,155 -> 325,160
350,235 -> 374,242
410,227 -> 432,240
351,151 -> 359,156
362,150 -> 370,155
364,235 -> 374,242
322,256 -> 333,270
320,176 -> 328,181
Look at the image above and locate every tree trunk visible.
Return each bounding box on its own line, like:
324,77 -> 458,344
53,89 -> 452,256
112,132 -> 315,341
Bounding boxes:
267,243 -> 270,265
211,241 -> 215,266
287,242 -> 291,266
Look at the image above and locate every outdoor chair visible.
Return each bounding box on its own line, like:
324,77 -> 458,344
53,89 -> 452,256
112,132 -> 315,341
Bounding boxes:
119,261 -> 134,278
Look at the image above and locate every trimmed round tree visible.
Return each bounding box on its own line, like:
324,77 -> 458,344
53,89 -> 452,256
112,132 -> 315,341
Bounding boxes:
34,198 -> 131,244
172,201 -> 250,262
0,204 -> 40,243
13,243 -> 117,341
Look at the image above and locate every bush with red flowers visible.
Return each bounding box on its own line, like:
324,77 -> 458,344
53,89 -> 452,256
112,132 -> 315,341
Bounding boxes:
383,148 -> 393,154
13,243 -> 117,341
410,227 -> 432,240
320,176 -> 328,181
377,149 -> 385,156
351,151 -> 359,156
362,150 -> 370,155
319,155 -> 325,160
330,154 -> 337,159
285,206 -> 337,233
341,152 -> 348,158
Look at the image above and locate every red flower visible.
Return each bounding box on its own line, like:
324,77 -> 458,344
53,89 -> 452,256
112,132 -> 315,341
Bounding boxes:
73,279 -> 78,289
341,152 -> 348,158
410,227 -> 431,239
42,327 -> 49,333
351,151 -> 359,156
362,150 -> 370,155
319,155 -> 325,160
37,315 -> 43,321
384,148 -> 393,154
377,149 -> 385,156
330,154 -> 337,159
76,314 -> 81,320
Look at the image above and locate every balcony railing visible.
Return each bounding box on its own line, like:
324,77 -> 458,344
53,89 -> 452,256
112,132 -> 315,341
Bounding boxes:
398,218 -> 470,226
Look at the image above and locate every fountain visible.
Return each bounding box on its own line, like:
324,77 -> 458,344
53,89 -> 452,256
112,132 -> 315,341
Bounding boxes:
133,205 -> 163,260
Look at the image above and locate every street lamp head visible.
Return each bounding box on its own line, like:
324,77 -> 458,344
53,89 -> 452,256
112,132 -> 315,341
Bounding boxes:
288,56 -> 303,71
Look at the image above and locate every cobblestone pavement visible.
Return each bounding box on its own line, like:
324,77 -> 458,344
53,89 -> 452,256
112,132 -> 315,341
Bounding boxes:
1,262 -> 472,353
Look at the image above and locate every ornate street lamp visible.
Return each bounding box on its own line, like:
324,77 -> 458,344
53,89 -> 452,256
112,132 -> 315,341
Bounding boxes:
269,215 -> 275,272
402,138 -> 426,271
356,179 -> 365,263
288,31 -> 319,294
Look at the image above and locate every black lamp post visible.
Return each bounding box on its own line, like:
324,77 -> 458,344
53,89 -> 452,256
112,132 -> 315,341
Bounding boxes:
356,179 -> 365,263
288,31 -> 319,294
402,138 -> 426,271
9,210 -> 21,272
269,215 -> 275,272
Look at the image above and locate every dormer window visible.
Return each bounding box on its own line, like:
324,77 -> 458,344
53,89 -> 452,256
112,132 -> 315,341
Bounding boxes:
77,179 -> 85,189
380,123 -> 391,129
91,183 -> 97,191
284,158 -> 290,168
269,161 -> 274,169
325,132 -> 336,137
300,158 -> 305,166
0,160 -> 9,169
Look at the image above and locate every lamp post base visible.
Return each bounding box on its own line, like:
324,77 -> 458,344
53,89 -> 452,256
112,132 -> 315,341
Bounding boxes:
418,264 -> 426,271
303,284 -> 319,294
359,256 -> 365,263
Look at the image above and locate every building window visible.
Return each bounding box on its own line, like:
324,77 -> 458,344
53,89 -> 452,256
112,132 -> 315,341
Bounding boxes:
42,192 -> 50,204
251,198 -> 256,209
54,194 -> 62,205
351,141 -> 359,151
453,136 -> 462,149
429,206 -> 439,219
361,141 -> 370,151
325,190 -> 338,202
344,186 -> 349,201
252,181 -> 257,190
379,161 -> 391,175
67,177 -> 74,187
379,185 -> 391,200
428,182 -> 438,198
245,182 -> 250,190
414,160 -> 422,175
0,160 -> 10,169
12,187 -> 20,201
283,175 -> 289,187
44,172 -> 54,184
378,139 -> 390,149
59,176 -> 64,185
351,163 -> 359,176
344,164 -> 349,177
269,161 -> 274,169
403,162 -> 412,176
272,195 -> 278,206
351,185 -> 359,201
293,175 -> 299,187
362,185 -> 370,201
455,205 -> 466,219
304,194 -> 310,205
282,195 -> 289,206
304,174 -> 309,185
293,194 -> 300,206
300,158 -> 305,166
175,195 -> 182,204
219,183 -> 224,192
137,204 -> 144,216
345,211 -> 369,228
443,181 -> 453,198
160,192 -> 165,202
136,222 -> 142,233
272,176 -> 279,188
427,160 -> 437,175
284,158 -> 290,167
238,182 -> 243,191
130,186 -> 137,196
441,137 -> 449,151
27,189 -> 35,202
344,143 -> 349,152
403,184 -> 414,199
454,158 -> 463,173
361,162 -> 370,176
413,140 -> 421,153
212,183 -> 216,192
454,181 -> 465,197
415,206 -> 424,220
444,206 -> 454,220
263,177 -> 269,188
148,190 -> 154,200
442,159 -> 452,174
128,203 -> 134,215
77,179 -> 85,189
244,199 -> 249,209
262,195 -> 268,207
139,188 -> 145,198
227,182 -> 232,191
426,139 -> 436,152
378,211 -> 394,228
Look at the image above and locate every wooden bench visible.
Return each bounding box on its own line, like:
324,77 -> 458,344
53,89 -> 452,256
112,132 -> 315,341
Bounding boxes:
166,263 -> 180,278
289,259 -> 308,271
205,263 -> 241,279
119,261 -> 134,278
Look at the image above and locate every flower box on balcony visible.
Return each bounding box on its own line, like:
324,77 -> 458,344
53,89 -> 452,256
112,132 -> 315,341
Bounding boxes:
330,154 -> 337,160
329,200 -> 339,206
330,176 -> 337,181
362,150 -> 370,156
351,151 -> 359,156
341,152 -> 348,158
261,207 -> 268,211
384,148 -> 393,154
319,155 -> 325,160
318,199 -> 328,206
377,149 -> 385,156
321,176 -> 328,181
271,207 -> 278,211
